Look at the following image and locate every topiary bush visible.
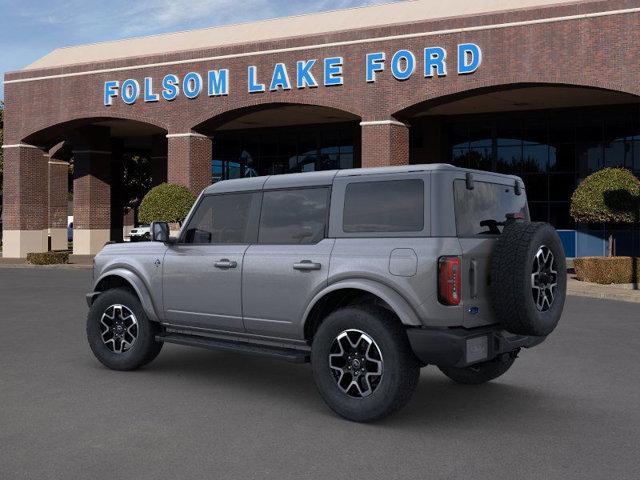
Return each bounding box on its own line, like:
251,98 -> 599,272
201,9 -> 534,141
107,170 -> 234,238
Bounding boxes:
570,168 -> 640,256
570,168 -> 640,224
138,183 -> 196,225
574,256 -> 640,284
27,251 -> 69,265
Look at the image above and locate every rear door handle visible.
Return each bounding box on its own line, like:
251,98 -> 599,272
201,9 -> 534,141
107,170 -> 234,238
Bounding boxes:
293,260 -> 322,271
214,259 -> 237,269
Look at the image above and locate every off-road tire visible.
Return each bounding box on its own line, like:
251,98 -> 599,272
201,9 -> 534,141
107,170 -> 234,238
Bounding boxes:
311,305 -> 420,422
438,355 -> 516,385
87,288 -> 163,371
491,221 -> 566,336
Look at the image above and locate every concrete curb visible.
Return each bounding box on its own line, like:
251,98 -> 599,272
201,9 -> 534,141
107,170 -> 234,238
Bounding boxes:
567,278 -> 640,304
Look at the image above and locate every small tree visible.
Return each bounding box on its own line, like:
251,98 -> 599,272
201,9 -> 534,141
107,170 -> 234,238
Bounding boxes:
570,168 -> 640,256
138,183 -> 196,225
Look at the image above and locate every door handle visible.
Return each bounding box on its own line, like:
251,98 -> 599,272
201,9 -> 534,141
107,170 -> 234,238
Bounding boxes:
293,260 -> 322,271
214,259 -> 237,269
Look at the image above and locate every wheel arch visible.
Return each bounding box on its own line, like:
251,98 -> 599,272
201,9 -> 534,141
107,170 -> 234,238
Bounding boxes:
92,269 -> 160,322
302,279 -> 422,342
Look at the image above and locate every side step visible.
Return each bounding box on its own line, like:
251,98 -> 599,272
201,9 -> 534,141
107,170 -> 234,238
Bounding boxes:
156,333 -> 310,363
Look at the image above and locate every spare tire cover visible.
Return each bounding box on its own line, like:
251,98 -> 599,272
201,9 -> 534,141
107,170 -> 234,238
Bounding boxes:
490,221 -> 566,336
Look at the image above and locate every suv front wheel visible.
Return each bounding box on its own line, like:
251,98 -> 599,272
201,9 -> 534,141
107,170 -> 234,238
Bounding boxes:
87,288 -> 163,371
311,306 -> 420,422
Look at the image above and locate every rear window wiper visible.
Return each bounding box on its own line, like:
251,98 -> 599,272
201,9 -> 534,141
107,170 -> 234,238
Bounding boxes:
479,213 -> 525,234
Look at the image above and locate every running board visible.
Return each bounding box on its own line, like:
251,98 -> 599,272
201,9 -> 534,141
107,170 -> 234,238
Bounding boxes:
156,333 -> 310,363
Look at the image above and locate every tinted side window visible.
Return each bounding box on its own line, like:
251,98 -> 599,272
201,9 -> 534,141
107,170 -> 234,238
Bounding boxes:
454,180 -> 530,236
184,193 -> 260,244
343,179 -> 424,233
259,188 -> 329,244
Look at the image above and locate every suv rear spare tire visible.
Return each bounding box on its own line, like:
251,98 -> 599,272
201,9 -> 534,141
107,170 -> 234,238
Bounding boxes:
490,221 -> 566,336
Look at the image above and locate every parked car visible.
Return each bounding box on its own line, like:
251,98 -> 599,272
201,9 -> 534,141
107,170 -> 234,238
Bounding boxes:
85,164 -> 567,422
128,225 -> 151,242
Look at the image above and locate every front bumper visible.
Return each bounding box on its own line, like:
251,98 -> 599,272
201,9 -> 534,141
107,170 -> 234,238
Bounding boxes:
406,325 -> 546,368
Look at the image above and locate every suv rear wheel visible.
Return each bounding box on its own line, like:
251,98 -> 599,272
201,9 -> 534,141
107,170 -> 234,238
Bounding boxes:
311,305 -> 419,422
87,288 -> 163,371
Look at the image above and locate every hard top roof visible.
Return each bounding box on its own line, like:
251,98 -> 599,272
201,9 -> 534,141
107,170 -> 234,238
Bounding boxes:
203,164 -> 521,194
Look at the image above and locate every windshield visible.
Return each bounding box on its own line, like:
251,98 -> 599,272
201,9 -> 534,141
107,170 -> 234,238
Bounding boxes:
454,179 -> 529,236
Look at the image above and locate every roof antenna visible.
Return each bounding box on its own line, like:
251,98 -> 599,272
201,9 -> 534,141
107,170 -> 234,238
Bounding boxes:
465,172 -> 474,190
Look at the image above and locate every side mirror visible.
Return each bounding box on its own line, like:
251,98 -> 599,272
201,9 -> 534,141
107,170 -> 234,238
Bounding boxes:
150,221 -> 170,243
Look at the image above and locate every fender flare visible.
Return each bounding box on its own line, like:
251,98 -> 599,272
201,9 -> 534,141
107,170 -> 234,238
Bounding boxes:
93,268 -> 160,322
302,279 -> 422,331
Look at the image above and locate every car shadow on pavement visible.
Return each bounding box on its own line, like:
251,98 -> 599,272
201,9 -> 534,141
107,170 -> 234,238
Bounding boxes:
386,373 -> 565,429
107,345 -> 565,427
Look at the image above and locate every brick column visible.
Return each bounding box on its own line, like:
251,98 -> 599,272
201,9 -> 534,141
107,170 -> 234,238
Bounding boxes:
72,149 -> 112,255
110,147 -> 124,243
48,159 -> 69,251
360,120 -> 410,168
167,133 -> 212,195
151,134 -> 168,187
1,144 -> 49,258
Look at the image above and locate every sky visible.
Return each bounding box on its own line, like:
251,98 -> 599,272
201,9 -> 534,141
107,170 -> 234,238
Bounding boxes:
0,0 -> 398,100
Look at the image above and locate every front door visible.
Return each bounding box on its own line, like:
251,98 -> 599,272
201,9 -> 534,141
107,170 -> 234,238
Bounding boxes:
242,187 -> 333,340
162,191 -> 261,333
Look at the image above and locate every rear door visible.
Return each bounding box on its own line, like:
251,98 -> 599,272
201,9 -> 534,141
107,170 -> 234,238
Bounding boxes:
242,187 -> 333,340
453,178 -> 529,328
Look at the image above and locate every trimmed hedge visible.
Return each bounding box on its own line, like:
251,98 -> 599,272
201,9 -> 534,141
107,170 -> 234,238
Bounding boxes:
27,251 -> 69,265
138,183 -> 196,225
570,168 -> 640,224
574,256 -> 640,284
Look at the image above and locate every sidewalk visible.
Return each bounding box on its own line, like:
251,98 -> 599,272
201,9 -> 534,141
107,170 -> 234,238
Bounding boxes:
0,254 -> 92,269
568,277 -> 640,304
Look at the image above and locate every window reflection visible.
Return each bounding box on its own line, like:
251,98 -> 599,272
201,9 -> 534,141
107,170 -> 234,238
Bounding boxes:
211,123 -> 358,182
443,106 -> 640,229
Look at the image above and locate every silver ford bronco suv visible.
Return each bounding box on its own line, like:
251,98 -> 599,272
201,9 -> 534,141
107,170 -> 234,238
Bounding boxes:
86,164 -> 566,422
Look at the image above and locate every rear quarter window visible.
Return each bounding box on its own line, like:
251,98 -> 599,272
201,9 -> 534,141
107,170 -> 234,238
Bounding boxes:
343,179 -> 424,233
454,179 -> 529,236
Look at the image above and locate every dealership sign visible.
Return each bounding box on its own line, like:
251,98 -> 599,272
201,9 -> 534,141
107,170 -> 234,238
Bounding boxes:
103,43 -> 481,106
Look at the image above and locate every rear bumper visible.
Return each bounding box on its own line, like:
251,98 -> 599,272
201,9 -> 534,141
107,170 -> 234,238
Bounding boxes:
406,325 -> 546,368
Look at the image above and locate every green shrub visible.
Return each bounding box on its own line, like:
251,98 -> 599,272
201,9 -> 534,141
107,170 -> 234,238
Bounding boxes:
574,256 -> 640,284
138,183 -> 196,224
570,168 -> 640,224
27,251 -> 69,265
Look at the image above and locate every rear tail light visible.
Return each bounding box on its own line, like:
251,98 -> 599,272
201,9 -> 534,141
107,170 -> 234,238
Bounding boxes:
438,256 -> 461,306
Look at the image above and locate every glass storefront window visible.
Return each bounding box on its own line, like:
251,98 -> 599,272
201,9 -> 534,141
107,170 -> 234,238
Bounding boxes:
604,140 -> 632,168
496,145 -> 522,174
523,144 -> 548,173
440,104 -> 640,229
211,122 -> 359,183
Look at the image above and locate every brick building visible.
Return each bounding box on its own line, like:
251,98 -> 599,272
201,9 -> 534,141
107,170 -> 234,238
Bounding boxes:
3,0 -> 640,257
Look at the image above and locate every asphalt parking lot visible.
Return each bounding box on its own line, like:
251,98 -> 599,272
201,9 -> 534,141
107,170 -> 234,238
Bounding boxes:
1,267 -> 639,480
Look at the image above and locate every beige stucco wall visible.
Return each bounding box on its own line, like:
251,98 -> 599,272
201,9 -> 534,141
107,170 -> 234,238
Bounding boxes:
2,230 -> 48,258
73,229 -> 110,256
